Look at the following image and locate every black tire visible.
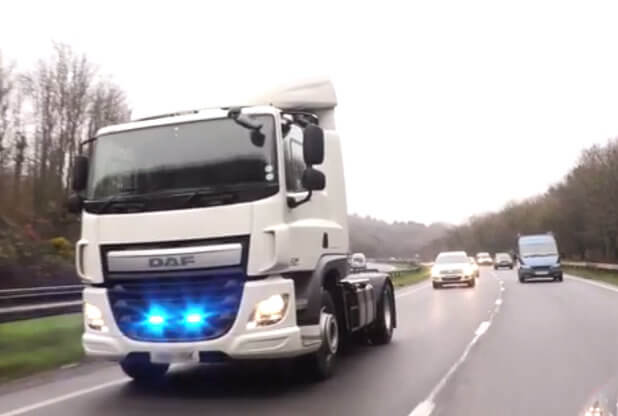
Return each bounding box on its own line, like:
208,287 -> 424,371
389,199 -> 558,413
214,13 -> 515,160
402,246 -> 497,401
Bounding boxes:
555,274 -> 563,282
494,266 -> 498,270
304,291 -> 339,381
432,281 -> 441,289
366,283 -> 395,345
519,276 -> 526,283
120,357 -> 169,383
468,278 -> 476,288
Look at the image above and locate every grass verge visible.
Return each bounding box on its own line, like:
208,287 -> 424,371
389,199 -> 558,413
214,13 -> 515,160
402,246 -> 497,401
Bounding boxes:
0,314 -> 84,383
391,266 -> 430,288
563,266 -> 618,287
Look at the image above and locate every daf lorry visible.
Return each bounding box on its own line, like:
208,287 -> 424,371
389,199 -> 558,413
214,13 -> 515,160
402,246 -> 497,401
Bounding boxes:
67,80 -> 397,382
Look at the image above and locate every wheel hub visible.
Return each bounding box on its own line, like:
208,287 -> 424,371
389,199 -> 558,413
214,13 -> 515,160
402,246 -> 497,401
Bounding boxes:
320,311 -> 339,354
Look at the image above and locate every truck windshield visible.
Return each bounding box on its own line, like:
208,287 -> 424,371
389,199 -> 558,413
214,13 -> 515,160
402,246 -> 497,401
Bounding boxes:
519,238 -> 558,257
86,115 -> 278,210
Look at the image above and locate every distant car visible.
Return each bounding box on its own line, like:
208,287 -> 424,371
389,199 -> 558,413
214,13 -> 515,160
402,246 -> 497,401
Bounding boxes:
517,233 -> 562,283
468,256 -> 480,278
476,252 -> 493,265
494,252 -> 514,269
431,251 -> 476,289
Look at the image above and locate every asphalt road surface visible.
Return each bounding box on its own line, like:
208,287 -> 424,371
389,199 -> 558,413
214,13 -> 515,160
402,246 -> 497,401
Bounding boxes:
2,268 -> 618,416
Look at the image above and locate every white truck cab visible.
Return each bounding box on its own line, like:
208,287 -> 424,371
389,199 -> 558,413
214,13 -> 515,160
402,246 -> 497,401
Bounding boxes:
68,80 -> 396,381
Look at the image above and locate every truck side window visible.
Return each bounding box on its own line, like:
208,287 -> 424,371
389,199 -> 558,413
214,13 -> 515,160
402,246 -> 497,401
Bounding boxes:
283,125 -> 306,192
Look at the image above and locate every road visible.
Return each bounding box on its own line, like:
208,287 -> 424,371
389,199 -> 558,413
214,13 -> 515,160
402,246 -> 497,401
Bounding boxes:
2,268 -> 618,416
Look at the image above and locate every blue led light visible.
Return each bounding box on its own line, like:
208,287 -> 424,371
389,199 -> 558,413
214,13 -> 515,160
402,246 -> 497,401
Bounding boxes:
148,315 -> 165,325
185,313 -> 203,324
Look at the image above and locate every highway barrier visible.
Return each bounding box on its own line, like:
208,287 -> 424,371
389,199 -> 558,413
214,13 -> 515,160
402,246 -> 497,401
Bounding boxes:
562,261 -> 618,271
0,285 -> 83,323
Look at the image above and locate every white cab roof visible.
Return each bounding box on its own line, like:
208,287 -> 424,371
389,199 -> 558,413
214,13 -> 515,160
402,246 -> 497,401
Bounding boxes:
249,78 -> 337,110
97,79 -> 338,137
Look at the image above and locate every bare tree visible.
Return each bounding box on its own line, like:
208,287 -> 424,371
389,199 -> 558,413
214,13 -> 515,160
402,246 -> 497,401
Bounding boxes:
0,52 -> 15,191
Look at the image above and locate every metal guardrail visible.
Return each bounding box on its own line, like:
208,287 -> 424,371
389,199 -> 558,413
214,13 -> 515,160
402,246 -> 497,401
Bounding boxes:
0,285 -> 83,323
388,267 -> 421,278
562,261 -> 618,271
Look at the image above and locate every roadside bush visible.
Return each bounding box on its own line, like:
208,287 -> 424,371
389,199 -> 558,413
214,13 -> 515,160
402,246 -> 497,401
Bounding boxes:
49,237 -> 74,260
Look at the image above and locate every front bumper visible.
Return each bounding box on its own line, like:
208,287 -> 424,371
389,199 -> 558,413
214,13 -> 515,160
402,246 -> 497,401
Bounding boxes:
432,274 -> 474,283
82,276 -> 321,362
518,268 -> 562,279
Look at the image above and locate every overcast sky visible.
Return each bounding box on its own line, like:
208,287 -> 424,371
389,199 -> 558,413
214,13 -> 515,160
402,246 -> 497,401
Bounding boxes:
3,0 -> 618,224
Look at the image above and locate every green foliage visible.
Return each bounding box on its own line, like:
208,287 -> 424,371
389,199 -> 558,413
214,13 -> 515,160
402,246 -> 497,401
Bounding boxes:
563,266 -> 618,287
0,314 -> 84,382
49,236 -> 74,260
391,267 -> 430,288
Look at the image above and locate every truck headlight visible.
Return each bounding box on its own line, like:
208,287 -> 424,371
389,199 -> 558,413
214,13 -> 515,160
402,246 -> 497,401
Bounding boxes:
247,294 -> 289,329
84,303 -> 107,332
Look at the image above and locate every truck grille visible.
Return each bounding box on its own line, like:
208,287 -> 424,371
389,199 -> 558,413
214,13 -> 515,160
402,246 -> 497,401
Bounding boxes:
107,271 -> 244,342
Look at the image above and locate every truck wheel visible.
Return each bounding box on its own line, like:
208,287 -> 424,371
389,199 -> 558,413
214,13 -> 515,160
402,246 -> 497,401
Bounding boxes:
304,291 -> 339,381
120,357 -> 169,383
366,283 -> 395,345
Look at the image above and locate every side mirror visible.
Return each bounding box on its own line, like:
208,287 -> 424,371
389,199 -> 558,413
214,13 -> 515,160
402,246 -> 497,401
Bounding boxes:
302,167 -> 325,191
287,168 -> 326,208
303,125 -> 324,165
67,193 -> 84,214
72,155 -> 89,192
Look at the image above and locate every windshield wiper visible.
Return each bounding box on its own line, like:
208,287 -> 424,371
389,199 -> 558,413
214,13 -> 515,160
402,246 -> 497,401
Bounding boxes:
96,195 -> 147,213
181,189 -> 237,208
227,108 -> 265,147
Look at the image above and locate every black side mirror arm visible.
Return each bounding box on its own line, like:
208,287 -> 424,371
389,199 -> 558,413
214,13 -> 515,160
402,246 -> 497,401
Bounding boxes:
287,190 -> 312,209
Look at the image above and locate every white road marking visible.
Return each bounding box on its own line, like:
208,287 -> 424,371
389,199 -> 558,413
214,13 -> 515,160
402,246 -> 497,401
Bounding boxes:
566,274 -> 618,293
407,320 -> 495,416
0,378 -> 130,416
396,282 -> 431,298
409,400 -> 435,416
408,269 -> 504,416
475,320 -> 491,336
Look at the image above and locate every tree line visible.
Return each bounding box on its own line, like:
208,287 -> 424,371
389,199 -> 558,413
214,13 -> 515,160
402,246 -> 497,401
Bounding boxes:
349,214 -> 448,259
0,44 -> 130,288
0,43 -> 130,235
421,139 -> 618,262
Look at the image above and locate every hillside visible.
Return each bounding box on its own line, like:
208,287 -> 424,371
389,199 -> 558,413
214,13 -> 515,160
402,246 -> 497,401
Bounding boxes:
348,214 -> 449,259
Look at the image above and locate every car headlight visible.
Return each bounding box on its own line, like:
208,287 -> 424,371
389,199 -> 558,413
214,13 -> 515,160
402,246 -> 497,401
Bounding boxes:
247,294 -> 289,329
431,267 -> 440,277
463,266 -> 473,276
519,264 -> 531,270
84,303 -> 107,332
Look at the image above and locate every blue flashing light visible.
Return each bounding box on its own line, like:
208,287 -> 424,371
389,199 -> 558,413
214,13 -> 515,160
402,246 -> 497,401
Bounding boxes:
148,315 -> 165,325
185,313 -> 203,324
